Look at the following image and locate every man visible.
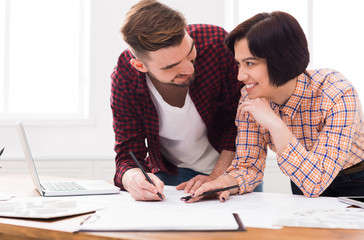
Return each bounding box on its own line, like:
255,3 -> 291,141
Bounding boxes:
111,0 -> 242,201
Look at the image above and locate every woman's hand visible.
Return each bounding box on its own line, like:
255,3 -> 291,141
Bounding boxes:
238,97 -> 293,155
183,175 -> 239,203
237,97 -> 281,131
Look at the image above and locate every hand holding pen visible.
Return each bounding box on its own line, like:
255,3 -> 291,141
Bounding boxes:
128,151 -> 164,200
181,175 -> 240,203
181,185 -> 239,201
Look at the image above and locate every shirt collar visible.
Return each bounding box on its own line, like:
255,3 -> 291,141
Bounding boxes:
270,73 -> 308,119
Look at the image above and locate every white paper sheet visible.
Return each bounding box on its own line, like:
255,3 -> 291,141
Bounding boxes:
79,208 -> 240,231
3,186 -> 350,231
78,186 -> 241,231
0,193 -> 14,201
76,186 -> 349,231
274,207 -> 364,229
0,197 -> 103,219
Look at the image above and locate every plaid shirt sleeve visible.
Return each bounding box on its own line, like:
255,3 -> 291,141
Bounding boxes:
111,51 -> 152,190
225,95 -> 266,193
277,86 -> 359,197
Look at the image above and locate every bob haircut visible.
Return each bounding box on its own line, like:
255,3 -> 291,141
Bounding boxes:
121,0 -> 187,60
225,11 -> 310,87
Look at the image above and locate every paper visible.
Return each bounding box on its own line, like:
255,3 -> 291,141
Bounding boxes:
0,197 -> 103,219
79,209 -> 241,231
73,186 -> 349,231
274,208 -> 364,229
78,186 -> 244,231
0,193 -> 14,201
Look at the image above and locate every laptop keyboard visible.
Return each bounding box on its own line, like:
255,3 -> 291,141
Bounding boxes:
44,182 -> 86,191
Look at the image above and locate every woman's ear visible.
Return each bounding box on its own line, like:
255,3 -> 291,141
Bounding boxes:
130,58 -> 148,73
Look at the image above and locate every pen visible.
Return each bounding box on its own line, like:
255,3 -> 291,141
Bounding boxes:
180,184 -> 239,201
0,147 -> 4,157
129,151 -> 163,200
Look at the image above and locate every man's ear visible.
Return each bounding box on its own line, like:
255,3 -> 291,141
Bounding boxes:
130,58 -> 148,73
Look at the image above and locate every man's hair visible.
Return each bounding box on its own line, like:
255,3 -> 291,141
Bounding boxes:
225,11 -> 310,87
121,0 -> 187,60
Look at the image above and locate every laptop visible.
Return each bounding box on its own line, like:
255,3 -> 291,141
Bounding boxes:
16,121 -> 120,197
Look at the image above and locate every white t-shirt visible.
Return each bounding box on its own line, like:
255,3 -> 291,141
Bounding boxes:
146,76 -> 219,174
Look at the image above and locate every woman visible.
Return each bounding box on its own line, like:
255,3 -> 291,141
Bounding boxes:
186,11 -> 364,202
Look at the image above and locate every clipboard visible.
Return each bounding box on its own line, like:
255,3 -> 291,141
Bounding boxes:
78,209 -> 245,232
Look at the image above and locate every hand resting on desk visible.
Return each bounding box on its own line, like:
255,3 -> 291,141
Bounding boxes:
122,168 -> 165,201
184,175 -> 239,203
176,174 -> 217,194
176,150 -> 236,194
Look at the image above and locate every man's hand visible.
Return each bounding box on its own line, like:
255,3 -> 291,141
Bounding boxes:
176,150 -> 235,194
176,174 -> 218,194
122,168 -> 165,201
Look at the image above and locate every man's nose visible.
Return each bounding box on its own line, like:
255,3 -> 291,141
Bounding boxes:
180,60 -> 194,74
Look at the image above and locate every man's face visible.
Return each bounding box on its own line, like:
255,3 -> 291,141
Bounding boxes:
143,32 -> 197,87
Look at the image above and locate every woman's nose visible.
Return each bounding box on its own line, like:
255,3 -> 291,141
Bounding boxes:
237,69 -> 248,82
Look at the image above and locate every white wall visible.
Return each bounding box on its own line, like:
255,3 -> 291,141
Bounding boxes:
0,0 -> 290,193
0,0 -> 227,160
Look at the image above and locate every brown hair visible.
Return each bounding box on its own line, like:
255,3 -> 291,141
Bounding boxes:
121,0 -> 187,59
225,11 -> 310,87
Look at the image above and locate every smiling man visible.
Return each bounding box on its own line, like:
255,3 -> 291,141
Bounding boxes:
111,0 -> 243,201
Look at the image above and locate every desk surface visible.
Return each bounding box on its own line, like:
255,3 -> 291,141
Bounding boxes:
0,174 -> 364,240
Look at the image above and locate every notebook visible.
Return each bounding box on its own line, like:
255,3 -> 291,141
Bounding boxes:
79,209 -> 245,232
16,121 -> 120,197
0,197 -> 103,219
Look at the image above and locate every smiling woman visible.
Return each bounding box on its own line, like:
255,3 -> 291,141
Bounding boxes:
185,10 -> 364,203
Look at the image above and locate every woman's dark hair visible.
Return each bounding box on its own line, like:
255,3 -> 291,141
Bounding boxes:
225,11 -> 309,87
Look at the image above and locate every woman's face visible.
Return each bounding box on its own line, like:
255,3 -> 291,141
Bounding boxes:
234,38 -> 276,100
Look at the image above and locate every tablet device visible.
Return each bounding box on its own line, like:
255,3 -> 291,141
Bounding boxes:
338,197 -> 364,208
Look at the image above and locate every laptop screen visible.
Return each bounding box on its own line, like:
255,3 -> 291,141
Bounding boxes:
16,121 -> 44,194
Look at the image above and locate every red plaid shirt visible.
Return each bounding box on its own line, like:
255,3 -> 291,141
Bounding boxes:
111,24 -> 242,189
